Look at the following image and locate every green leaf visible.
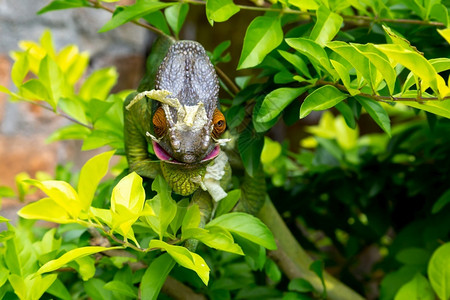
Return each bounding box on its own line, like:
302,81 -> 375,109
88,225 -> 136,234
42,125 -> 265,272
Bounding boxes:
327,41 -> 378,91
206,0 -> 240,26
182,204 -> 201,234
25,180 -> 81,218
261,137 -> 282,165
18,198 -> 72,224
237,16 -> 283,69
286,37 -> 334,77
79,67 -> 118,101
401,99 -> 450,120
288,0 -> 319,10
140,253 -> 175,300
428,242 -> 450,300
170,198 -> 189,234
149,239 -> 210,285
300,85 -> 347,119
142,11 -> 171,36
38,55 -> 63,109
431,4 -> 449,27
38,0 -> 89,14
355,96 -> 391,136
46,123 -> 91,143
9,274 -> 58,300
0,186 -> 15,198
111,172 -> 145,215
395,273 -> 434,300
11,52 -> 29,87
215,189 -> 241,217
375,44 -> 447,98
58,97 -> 88,125
432,189 -> 450,214
183,227 -> 244,255
352,43 -> 397,94
288,278 -> 314,293
84,278 -> 112,300
335,101 -> 356,129
278,50 -> 311,78
265,259 -> 282,284
310,5 -> 343,47
151,175 -> 177,238
164,3 -> 189,37
310,260 -> 327,299
330,59 -> 360,96
104,280 -> 137,298
206,212 -> 276,250
257,87 -> 309,123
37,246 -> 122,275
238,126 -> 264,177
99,1 -> 175,32
20,79 -> 50,103
46,278 -> 72,300
79,68 -> 119,101
78,150 -> 115,211
438,28 -> 450,44
75,255 -> 96,281
396,248 -> 431,266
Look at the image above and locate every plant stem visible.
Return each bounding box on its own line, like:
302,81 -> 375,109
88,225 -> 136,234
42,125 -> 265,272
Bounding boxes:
180,0 -> 445,27
258,197 -> 364,300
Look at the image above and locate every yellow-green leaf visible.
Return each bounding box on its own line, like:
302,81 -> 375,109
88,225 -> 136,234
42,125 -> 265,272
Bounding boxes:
149,240 -> 210,285
286,37 -> 335,77
438,28 -> 450,44
310,6 -> 343,47
26,180 -> 81,219
18,198 -> 72,224
37,246 -> 122,275
375,44 -> 446,98
428,242 -> 450,300
394,273 -> 434,300
111,172 -> 145,215
330,60 -> 360,96
78,151 -> 115,211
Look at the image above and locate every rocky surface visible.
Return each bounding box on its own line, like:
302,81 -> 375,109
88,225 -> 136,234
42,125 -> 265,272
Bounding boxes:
0,0 -> 148,216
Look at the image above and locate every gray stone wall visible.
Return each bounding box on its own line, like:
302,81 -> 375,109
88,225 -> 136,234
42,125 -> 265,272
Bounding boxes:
0,0 -> 149,218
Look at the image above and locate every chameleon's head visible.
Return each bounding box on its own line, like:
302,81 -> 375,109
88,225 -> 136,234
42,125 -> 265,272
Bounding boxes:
151,41 -> 226,164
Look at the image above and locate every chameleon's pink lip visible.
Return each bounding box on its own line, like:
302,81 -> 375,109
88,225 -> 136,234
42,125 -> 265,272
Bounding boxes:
152,141 -> 220,164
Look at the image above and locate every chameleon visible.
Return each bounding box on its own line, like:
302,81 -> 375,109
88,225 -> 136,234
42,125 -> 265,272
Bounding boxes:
124,36 -> 265,220
122,38 -> 365,300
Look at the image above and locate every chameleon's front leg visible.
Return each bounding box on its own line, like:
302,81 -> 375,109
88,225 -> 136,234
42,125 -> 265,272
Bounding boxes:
124,92 -> 161,179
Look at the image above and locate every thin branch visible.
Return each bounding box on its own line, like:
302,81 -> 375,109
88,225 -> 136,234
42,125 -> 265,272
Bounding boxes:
215,66 -> 240,95
33,102 -> 93,129
87,0 -> 170,37
183,0 -> 446,27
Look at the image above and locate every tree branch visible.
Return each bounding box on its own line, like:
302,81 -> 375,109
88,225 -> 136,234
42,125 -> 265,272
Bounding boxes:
258,197 -> 364,300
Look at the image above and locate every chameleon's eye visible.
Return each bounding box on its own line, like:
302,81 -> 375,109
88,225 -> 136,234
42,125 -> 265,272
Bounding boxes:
212,109 -> 226,139
153,107 -> 168,137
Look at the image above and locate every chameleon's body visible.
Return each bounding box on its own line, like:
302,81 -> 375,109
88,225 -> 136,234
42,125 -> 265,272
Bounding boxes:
124,37 -> 263,216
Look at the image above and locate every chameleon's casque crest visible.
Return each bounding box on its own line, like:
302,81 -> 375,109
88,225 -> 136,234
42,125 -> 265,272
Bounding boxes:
150,41 -> 223,164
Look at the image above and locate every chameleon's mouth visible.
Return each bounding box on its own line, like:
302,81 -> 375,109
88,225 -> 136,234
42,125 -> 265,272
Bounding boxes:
152,141 -> 220,164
